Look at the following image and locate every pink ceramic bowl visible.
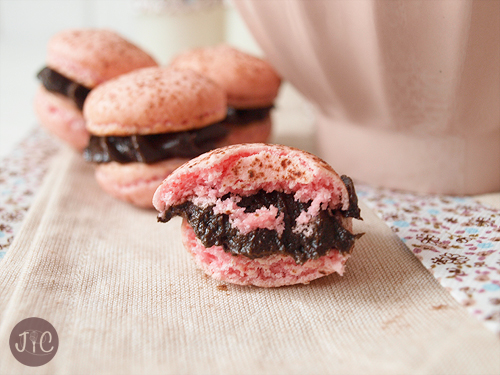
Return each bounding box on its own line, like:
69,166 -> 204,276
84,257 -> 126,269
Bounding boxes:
234,0 -> 500,195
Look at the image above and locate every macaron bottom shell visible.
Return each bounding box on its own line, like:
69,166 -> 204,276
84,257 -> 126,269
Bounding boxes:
218,115 -> 272,147
95,158 -> 188,208
34,86 -> 89,151
181,219 -> 350,287
92,118 -> 272,208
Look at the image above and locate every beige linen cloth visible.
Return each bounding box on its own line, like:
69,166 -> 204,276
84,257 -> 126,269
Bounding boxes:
0,147 -> 499,375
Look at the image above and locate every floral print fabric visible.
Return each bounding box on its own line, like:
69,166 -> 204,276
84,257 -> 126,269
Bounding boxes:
358,185 -> 500,335
0,128 -> 59,259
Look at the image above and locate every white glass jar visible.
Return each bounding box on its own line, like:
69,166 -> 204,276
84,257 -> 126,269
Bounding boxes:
133,0 -> 225,65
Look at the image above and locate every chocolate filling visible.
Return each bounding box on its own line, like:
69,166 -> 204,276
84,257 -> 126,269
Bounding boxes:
37,67 -> 91,110
341,175 -> 361,220
223,106 -> 273,126
158,182 -> 361,264
83,106 -> 273,164
83,123 -> 230,164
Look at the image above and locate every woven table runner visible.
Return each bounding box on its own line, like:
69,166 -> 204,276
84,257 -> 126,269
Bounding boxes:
0,147 -> 498,374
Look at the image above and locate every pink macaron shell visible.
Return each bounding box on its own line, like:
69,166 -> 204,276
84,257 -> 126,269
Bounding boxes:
218,115 -> 272,147
46,29 -> 157,88
34,86 -> 89,150
92,119 -> 269,208
95,158 -> 188,208
84,67 -> 227,137
181,219 -> 350,287
170,44 -> 281,109
153,144 -> 350,215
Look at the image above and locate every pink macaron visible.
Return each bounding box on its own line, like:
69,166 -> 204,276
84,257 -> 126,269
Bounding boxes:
153,143 -> 362,287
170,44 -> 282,145
83,66 -> 230,208
35,28 -> 157,150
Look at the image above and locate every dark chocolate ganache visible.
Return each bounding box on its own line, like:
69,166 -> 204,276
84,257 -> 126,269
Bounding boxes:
83,123 -> 230,164
37,67 -> 91,110
341,175 -> 361,220
83,106 -> 274,164
223,106 -> 273,126
158,182 -> 362,264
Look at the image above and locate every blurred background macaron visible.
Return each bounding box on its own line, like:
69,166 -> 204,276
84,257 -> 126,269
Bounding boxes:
169,44 -> 281,146
34,28 -> 158,151
82,67 -> 228,208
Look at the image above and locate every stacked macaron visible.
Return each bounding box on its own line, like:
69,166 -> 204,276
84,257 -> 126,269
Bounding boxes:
170,44 -> 281,145
35,29 -> 157,150
153,143 -> 362,287
83,67 -> 230,208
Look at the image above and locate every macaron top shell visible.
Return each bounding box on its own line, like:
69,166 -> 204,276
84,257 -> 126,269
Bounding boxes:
46,29 -> 157,88
84,67 -> 227,136
153,143 -> 350,214
170,45 -> 281,109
